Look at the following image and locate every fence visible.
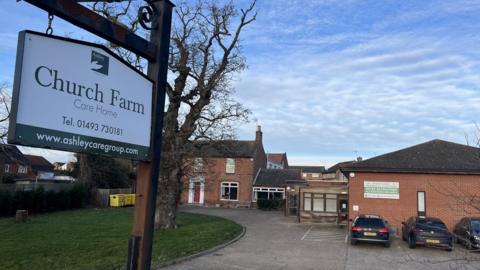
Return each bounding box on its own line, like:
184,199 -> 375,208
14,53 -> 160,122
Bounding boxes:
0,183 -> 75,193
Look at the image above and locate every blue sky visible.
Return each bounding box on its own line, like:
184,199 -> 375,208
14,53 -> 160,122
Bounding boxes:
2,1 -> 480,167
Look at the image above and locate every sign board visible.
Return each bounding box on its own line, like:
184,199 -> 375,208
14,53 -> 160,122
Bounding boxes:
8,31 -> 153,160
364,181 -> 399,199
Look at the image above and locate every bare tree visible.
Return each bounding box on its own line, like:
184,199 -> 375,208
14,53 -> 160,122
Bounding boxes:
0,83 -> 12,143
89,0 -> 256,228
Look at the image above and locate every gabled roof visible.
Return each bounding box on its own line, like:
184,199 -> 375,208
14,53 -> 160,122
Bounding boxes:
289,165 -> 325,173
24,155 -> 54,172
325,161 -> 356,173
341,139 -> 480,174
189,140 -> 258,158
254,168 -> 303,187
267,153 -> 288,166
0,145 -> 29,165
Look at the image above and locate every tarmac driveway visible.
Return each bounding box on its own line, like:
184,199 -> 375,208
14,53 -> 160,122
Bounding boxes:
161,207 -> 348,270
161,207 -> 480,270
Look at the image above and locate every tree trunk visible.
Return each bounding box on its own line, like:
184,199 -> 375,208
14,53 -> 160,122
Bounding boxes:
77,154 -> 92,185
154,166 -> 181,229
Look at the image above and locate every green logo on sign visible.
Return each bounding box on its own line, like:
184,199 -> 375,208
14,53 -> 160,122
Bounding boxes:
91,51 -> 109,75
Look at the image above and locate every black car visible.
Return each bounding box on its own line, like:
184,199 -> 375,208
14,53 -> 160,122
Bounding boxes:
350,215 -> 390,247
453,217 -> 480,250
401,216 -> 453,251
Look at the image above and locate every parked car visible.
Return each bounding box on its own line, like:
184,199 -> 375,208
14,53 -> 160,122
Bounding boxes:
453,217 -> 480,250
350,214 -> 391,247
401,216 -> 453,251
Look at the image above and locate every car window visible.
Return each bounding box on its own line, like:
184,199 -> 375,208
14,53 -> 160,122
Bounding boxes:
471,220 -> 480,234
354,218 -> 385,228
416,219 -> 447,230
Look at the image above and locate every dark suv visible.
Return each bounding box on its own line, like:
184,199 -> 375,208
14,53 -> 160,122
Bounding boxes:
350,215 -> 390,247
453,217 -> 480,250
402,216 -> 453,251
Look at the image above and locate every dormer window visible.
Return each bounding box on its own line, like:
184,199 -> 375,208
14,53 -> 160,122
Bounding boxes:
226,158 -> 235,174
193,158 -> 203,172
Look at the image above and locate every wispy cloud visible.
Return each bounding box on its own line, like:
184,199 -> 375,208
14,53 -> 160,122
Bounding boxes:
235,0 -> 480,164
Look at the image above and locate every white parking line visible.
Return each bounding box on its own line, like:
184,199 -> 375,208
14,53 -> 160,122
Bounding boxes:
301,226 -> 313,240
301,226 -> 347,243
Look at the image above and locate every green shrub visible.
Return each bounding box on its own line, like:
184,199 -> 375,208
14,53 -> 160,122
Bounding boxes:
0,183 -> 89,217
257,198 -> 283,210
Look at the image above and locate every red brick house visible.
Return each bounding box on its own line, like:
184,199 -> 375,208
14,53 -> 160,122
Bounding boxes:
180,126 -> 267,207
24,155 -> 54,179
266,153 -> 289,169
0,145 -> 30,182
341,139 -> 480,232
289,165 -> 325,182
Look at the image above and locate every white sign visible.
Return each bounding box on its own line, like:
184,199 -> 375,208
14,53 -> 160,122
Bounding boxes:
9,31 -> 153,160
353,205 -> 359,212
364,181 -> 400,199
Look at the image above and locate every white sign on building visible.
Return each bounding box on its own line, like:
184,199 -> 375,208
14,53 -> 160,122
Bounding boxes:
8,31 -> 153,160
364,181 -> 400,199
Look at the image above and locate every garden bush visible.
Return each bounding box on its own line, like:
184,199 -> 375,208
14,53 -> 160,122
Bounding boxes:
257,198 -> 283,210
0,183 -> 89,217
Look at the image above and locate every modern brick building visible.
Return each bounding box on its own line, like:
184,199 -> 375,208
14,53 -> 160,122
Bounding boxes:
341,139 -> 480,232
180,126 -> 267,207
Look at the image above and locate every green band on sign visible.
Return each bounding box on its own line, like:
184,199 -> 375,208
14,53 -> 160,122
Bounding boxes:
14,123 -> 150,160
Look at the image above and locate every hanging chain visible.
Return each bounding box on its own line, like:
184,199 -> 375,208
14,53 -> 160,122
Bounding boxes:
46,13 -> 54,35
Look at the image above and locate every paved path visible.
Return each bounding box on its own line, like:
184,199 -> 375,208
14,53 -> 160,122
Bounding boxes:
161,207 -> 348,270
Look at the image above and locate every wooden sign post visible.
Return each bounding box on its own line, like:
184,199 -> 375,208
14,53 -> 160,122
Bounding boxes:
16,1 -> 173,269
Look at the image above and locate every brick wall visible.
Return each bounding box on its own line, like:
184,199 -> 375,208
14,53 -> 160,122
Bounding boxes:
349,172 -> 480,232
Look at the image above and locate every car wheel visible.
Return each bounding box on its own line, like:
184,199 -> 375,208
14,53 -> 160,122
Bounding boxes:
384,241 -> 391,248
408,235 -> 416,249
466,241 -> 472,250
350,238 -> 357,246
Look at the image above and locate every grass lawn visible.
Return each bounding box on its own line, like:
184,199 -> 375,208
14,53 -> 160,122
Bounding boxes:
0,208 -> 242,270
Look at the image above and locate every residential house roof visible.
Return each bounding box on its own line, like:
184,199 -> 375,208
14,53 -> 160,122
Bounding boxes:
189,140 -> 258,158
267,153 -> 288,166
24,155 -> 54,172
253,168 -> 303,187
341,139 -> 480,174
325,161 -> 356,173
0,145 -> 29,165
289,165 -> 326,173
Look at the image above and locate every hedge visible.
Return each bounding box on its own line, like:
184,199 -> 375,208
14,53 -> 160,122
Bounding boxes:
0,184 -> 89,217
257,198 -> 283,210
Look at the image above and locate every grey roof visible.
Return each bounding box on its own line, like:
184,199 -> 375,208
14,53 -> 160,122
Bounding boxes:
341,139 -> 480,174
325,161 -> 356,173
189,140 -> 258,158
254,168 -> 303,187
289,165 -> 325,173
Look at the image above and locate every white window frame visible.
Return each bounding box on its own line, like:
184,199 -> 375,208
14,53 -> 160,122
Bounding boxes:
252,187 -> 285,202
221,181 -> 239,201
18,165 -> 27,174
193,158 -> 203,173
226,158 -> 235,174
4,164 -> 10,173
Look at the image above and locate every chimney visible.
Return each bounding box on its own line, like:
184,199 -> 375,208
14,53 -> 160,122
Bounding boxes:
356,156 -> 363,162
255,125 -> 262,144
